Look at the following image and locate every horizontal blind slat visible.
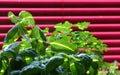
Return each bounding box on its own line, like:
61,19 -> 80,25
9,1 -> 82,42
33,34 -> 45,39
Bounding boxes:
1,16 -> 120,24
1,24 -> 120,32
1,0 -> 120,7
1,32 -> 120,41
1,8 -> 120,16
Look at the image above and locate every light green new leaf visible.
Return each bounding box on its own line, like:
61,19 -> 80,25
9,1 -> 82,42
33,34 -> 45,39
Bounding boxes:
19,11 -> 35,26
19,39 -> 32,50
8,11 -> 19,24
43,28 -> 49,33
50,39 -> 77,54
75,22 -> 90,30
55,21 -> 72,34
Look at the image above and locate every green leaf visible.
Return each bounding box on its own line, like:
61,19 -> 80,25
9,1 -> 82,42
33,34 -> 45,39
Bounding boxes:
55,21 -> 72,34
50,39 -> 77,54
47,36 -> 56,42
31,39 -> 46,55
74,62 -> 86,75
70,63 -> 77,75
0,56 -> 9,74
19,48 -> 37,57
8,11 -> 19,24
90,62 -> 99,75
58,53 -> 80,62
2,49 -> 15,58
76,53 -> 92,71
61,33 -> 71,41
20,62 -> 43,75
19,11 -> 35,26
31,26 -> 46,55
3,25 -> 20,48
31,26 -> 46,41
46,56 -> 64,73
75,21 -> 90,30
43,28 -> 49,33
17,22 -> 29,41
19,39 -> 32,50
2,42 -> 20,58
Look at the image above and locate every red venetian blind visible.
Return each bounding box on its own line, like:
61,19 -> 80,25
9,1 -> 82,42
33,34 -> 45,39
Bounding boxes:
0,0 -> 120,69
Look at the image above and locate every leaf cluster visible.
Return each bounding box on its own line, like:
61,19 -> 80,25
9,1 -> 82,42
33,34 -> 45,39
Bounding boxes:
0,11 -> 119,75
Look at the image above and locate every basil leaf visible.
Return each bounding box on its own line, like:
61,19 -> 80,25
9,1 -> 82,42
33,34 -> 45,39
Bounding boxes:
17,22 -> 29,40
8,11 -> 19,24
31,26 -> 46,55
50,39 -> 77,54
19,11 -> 35,26
3,25 -> 20,45
20,63 -> 42,75
74,62 -> 86,75
31,26 -> 46,41
46,56 -> 64,73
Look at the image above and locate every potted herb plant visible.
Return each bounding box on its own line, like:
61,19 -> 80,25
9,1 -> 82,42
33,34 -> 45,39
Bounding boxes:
0,11 -> 119,75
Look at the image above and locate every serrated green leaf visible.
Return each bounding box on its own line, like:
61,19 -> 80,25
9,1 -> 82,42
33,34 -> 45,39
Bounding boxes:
19,11 -> 35,26
43,28 -> 49,33
75,22 -> 90,30
55,21 -> 72,34
50,39 -> 77,54
8,11 -> 19,24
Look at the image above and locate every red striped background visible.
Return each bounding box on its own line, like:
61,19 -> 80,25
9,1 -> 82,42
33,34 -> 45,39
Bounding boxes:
0,0 -> 120,69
